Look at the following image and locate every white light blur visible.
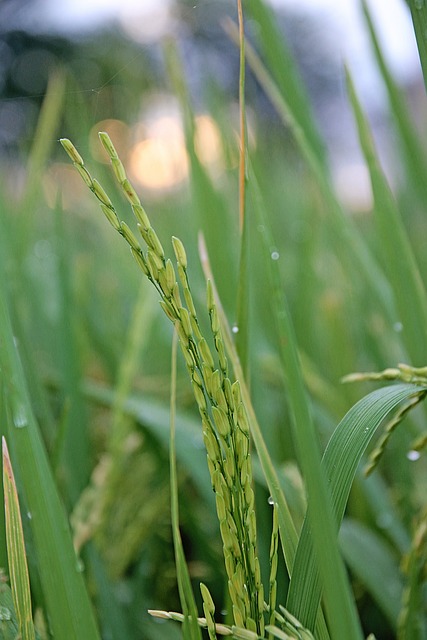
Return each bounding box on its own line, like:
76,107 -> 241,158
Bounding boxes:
30,0 -> 419,84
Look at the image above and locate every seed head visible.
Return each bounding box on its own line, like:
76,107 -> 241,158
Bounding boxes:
92,179 -> 113,207
60,138 -> 84,164
172,236 -> 187,268
120,221 -> 140,250
98,131 -> 118,158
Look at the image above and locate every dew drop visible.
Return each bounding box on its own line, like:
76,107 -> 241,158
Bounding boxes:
271,251 -> 280,261
13,404 -> 28,429
267,496 -> 274,505
232,324 -> 239,334
407,450 -> 421,461
27,511 -> 32,520
393,322 -> 403,333
75,559 -> 85,573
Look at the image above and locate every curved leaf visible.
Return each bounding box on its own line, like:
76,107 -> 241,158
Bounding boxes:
287,383 -> 426,632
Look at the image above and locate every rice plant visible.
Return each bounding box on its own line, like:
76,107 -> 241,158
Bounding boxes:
1,1 -> 427,639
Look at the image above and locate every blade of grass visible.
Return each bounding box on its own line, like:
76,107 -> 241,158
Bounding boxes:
54,196 -> 90,505
170,329 -> 202,640
345,66 -> 427,365
246,167 -> 362,640
361,0 -> 427,205
163,39 -> 238,313
224,18 -> 395,322
245,0 -> 327,170
287,383 -> 427,632
2,436 -> 36,640
237,0 -> 247,235
0,271 -> 101,639
407,0 -> 427,93
18,68 -> 66,256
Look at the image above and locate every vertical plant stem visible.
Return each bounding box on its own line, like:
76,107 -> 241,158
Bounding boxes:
237,0 -> 246,235
235,0 -> 250,375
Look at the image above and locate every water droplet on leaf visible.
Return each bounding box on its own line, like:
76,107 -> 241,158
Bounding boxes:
271,251 -> 280,261
76,559 -> 85,573
13,404 -> 28,429
232,324 -> 239,334
407,450 -> 421,461
267,496 -> 274,505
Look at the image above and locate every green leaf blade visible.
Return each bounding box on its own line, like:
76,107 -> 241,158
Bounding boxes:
2,436 -> 35,640
0,283 -> 101,640
287,383 -> 426,631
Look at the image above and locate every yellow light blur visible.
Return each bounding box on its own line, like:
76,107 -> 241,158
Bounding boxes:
129,116 -> 189,191
194,114 -> 224,173
128,111 -> 226,192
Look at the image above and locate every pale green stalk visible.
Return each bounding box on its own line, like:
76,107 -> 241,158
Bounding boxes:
2,437 -> 36,640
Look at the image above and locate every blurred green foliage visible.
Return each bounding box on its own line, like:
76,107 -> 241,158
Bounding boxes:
1,1 -> 427,639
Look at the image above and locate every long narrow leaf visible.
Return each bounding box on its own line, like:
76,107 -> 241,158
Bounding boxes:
287,383 -> 427,632
0,279 -> 100,639
248,167 -> 361,640
346,66 -> 427,365
246,0 -> 327,170
407,0 -> 427,93
225,15 -> 395,321
362,0 -> 427,205
2,436 -> 35,640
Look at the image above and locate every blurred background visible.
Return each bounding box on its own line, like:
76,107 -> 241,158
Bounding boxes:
1,2 -> 427,639
0,0 -> 422,206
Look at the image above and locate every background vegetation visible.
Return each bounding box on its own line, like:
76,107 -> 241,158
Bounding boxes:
1,1 -> 427,639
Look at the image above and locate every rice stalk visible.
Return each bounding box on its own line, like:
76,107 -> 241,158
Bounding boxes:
60,133 -> 265,634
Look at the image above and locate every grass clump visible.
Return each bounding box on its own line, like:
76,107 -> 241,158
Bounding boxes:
2,1 -> 427,639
